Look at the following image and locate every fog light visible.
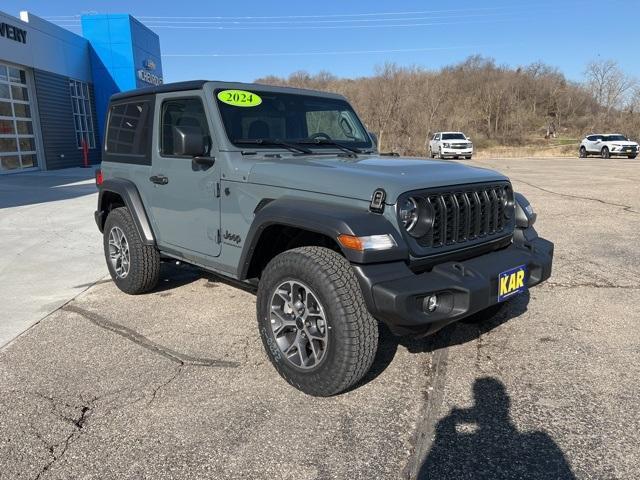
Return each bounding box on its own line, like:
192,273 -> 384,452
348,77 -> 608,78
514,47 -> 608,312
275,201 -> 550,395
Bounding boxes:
423,295 -> 438,313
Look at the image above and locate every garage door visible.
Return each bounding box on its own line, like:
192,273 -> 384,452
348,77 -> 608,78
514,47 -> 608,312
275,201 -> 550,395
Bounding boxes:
0,62 -> 38,172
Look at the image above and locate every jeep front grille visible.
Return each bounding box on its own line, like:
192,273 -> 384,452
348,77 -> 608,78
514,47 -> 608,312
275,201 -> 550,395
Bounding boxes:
414,184 -> 512,248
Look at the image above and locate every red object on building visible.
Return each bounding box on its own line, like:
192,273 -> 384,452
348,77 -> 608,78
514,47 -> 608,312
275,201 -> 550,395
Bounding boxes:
81,138 -> 89,168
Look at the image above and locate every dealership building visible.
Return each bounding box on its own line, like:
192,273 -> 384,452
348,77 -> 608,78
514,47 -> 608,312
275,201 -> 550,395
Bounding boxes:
0,10 -> 163,173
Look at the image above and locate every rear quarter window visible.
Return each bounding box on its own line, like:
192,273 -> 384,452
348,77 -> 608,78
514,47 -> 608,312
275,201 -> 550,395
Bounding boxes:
105,100 -> 152,159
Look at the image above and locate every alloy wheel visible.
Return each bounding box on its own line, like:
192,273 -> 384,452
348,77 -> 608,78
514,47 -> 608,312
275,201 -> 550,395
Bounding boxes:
108,226 -> 130,278
269,280 -> 329,369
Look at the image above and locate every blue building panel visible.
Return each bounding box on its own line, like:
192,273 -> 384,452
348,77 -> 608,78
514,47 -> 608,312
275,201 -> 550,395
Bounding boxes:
0,9 -> 162,171
81,13 -> 163,143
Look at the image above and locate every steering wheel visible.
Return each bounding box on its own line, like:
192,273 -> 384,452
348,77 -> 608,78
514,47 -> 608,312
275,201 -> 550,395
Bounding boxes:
309,132 -> 331,140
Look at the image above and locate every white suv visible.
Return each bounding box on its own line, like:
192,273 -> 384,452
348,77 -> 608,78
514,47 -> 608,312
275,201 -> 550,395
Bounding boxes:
579,134 -> 638,159
428,132 -> 473,159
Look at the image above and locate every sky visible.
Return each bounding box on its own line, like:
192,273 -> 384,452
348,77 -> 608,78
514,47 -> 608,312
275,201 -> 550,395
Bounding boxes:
3,0 -> 640,84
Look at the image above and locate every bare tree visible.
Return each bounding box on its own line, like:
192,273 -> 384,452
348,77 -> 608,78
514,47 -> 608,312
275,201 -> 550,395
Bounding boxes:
585,59 -> 636,118
255,56 -> 640,155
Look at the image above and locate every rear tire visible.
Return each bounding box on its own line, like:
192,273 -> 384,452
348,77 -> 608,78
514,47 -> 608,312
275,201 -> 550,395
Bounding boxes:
601,147 -> 610,159
257,247 -> 378,396
579,146 -> 587,158
103,207 -> 160,294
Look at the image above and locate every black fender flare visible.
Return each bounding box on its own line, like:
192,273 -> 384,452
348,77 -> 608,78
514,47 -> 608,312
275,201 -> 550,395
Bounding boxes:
96,178 -> 156,245
514,192 -> 537,229
237,197 -> 408,280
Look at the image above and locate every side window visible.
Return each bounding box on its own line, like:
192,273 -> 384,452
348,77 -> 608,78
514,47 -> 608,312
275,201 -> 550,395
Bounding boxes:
106,101 -> 150,155
161,97 -> 211,156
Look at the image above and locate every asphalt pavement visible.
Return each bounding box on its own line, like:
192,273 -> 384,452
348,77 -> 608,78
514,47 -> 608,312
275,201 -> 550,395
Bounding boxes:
0,157 -> 638,479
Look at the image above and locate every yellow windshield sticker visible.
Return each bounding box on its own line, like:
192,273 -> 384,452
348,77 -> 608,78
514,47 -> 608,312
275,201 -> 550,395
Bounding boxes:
217,89 -> 262,107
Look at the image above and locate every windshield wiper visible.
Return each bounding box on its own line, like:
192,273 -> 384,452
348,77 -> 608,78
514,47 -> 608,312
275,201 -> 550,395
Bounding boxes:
297,138 -> 363,156
234,138 -> 313,154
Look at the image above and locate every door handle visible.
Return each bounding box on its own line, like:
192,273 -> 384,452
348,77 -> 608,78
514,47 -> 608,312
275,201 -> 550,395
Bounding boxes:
149,175 -> 169,185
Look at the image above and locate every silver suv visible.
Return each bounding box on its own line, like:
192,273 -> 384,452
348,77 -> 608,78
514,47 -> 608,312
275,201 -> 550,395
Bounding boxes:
94,81 -> 553,396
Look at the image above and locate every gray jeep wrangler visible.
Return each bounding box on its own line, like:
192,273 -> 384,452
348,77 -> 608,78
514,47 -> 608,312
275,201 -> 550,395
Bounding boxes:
94,81 -> 553,396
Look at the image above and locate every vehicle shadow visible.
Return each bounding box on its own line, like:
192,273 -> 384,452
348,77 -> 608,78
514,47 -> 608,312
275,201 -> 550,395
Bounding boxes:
0,168 -> 97,209
152,261 -> 258,295
418,376 -> 575,479
360,291 -> 530,386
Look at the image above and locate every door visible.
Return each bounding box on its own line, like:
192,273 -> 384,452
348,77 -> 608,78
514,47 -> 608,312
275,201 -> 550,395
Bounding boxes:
0,63 -> 38,172
431,133 -> 440,151
586,135 -> 601,153
148,94 -> 221,257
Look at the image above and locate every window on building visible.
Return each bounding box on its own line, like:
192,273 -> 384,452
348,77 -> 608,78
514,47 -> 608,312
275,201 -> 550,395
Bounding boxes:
0,63 -> 37,172
106,101 -> 151,155
69,79 -> 96,149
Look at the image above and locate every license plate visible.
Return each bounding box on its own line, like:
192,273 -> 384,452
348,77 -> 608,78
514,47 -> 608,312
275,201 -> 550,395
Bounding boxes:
498,265 -> 527,302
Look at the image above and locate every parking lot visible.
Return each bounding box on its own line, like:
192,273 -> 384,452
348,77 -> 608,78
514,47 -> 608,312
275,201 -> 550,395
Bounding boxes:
0,157 -> 639,479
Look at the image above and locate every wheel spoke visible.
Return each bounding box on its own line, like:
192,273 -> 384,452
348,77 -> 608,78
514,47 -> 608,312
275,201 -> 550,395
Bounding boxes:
271,308 -> 296,335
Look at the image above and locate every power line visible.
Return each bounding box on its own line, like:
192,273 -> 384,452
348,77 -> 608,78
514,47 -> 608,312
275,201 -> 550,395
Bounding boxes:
52,12 -> 511,28
42,5 -> 523,21
112,12 -> 512,25
134,18 -> 513,30
161,44 -> 506,58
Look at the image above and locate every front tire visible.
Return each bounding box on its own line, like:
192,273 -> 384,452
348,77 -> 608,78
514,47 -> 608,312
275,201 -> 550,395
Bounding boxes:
579,146 -> 587,158
628,154 -> 637,159
103,207 -> 160,294
601,147 -> 610,159
465,155 -> 472,160
257,247 -> 378,396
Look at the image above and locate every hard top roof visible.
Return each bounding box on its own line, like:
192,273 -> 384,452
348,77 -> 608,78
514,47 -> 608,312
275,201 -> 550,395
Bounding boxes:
109,80 -> 346,102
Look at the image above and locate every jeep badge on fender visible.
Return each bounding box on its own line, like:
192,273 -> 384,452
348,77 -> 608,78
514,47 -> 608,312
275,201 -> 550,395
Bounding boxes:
94,80 -> 553,397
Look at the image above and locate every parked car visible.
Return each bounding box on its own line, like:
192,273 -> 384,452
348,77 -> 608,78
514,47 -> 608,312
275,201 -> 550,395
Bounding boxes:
579,134 -> 638,159
428,132 -> 473,159
94,81 -> 553,396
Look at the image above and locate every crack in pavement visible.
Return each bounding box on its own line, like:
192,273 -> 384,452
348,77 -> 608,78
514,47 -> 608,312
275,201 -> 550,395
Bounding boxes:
63,304 -> 240,368
541,281 -> 640,290
147,364 -> 184,406
511,177 -> 639,214
33,398 -> 93,480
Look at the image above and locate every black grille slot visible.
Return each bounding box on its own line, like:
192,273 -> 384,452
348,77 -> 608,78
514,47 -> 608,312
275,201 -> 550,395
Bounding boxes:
411,184 -> 512,249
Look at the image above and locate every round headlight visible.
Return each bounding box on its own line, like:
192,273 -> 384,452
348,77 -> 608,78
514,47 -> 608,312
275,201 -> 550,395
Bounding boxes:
399,197 -> 419,232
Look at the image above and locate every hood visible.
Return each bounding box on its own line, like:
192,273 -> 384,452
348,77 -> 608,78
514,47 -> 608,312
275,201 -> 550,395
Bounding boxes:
248,154 -> 508,203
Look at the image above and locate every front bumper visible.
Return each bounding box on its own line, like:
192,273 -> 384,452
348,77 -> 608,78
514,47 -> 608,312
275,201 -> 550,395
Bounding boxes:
610,147 -> 638,155
441,148 -> 473,156
353,229 -> 553,336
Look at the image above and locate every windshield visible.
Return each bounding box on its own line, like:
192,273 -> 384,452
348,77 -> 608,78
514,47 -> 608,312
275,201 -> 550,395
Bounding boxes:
215,88 -> 372,150
603,134 -> 628,142
442,133 -> 467,140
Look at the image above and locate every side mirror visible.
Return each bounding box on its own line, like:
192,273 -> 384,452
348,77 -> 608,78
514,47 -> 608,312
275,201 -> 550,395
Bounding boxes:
172,125 -> 205,157
368,131 -> 378,148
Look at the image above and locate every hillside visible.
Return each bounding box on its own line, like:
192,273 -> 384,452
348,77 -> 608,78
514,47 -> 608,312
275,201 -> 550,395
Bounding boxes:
256,56 -> 640,156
